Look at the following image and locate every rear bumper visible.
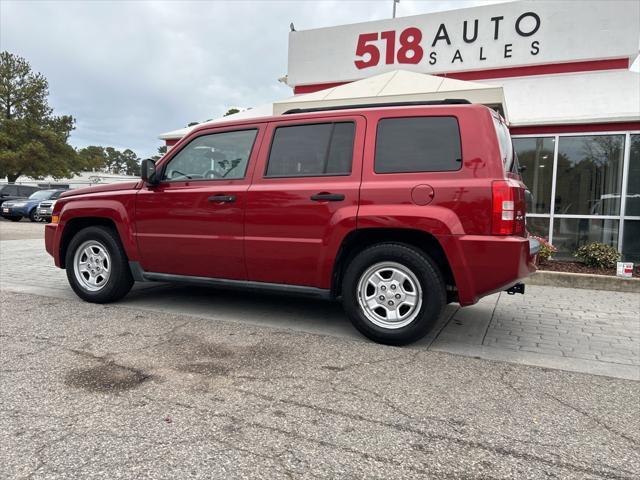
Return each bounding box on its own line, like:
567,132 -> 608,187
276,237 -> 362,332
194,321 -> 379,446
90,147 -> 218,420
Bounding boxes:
1,206 -> 27,217
440,234 -> 537,306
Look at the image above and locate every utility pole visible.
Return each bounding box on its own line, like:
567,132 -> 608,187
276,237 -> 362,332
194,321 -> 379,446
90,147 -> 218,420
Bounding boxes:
392,0 -> 400,19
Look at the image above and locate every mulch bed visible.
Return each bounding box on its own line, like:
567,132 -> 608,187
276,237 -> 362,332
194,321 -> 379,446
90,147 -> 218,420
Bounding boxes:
538,260 -> 639,278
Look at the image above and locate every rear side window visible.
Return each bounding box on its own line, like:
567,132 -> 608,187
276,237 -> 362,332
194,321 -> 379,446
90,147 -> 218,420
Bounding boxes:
266,122 -> 355,177
1,185 -> 18,196
19,186 -> 36,196
375,117 -> 462,173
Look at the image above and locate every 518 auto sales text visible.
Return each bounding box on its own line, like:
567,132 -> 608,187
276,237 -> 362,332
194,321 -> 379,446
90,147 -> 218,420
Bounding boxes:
354,11 -> 541,69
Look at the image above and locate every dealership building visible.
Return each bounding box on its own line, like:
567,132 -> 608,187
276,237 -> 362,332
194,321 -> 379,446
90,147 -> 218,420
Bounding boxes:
160,0 -> 640,261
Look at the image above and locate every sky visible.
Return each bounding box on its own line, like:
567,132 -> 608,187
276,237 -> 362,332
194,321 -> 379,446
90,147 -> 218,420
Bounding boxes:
0,0 -> 516,159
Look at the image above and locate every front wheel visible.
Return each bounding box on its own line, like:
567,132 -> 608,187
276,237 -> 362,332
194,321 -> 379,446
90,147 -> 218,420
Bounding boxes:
29,209 -> 40,222
342,243 -> 446,346
65,226 -> 134,303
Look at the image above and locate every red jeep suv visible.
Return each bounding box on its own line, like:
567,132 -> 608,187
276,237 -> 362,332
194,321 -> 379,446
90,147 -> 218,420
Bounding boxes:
45,102 -> 538,345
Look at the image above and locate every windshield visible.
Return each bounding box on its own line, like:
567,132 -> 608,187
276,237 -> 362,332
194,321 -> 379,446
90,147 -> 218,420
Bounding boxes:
492,115 -> 514,173
28,190 -> 55,200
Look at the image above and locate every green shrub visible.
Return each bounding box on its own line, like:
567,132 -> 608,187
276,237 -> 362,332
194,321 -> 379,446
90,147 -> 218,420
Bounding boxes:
574,242 -> 620,268
531,235 -> 557,264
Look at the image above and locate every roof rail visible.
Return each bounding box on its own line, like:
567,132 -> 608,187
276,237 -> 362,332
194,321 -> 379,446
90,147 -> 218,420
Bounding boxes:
282,99 -> 471,115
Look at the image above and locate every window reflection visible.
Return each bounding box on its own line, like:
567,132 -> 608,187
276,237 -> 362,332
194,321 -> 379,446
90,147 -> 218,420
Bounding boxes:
626,135 -> 640,216
526,217 -> 549,238
554,135 -> 624,215
552,218 -> 619,259
513,137 -> 554,214
622,221 -> 640,262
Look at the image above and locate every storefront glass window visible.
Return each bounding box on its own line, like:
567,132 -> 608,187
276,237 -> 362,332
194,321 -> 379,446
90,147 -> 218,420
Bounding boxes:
526,217 -> 549,239
554,135 -> 624,215
622,221 -> 640,262
625,135 -> 640,216
552,218 -> 619,258
513,137 -> 554,214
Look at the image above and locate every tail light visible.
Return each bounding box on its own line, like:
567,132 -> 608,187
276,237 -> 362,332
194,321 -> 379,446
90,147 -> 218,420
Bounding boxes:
492,180 -> 526,235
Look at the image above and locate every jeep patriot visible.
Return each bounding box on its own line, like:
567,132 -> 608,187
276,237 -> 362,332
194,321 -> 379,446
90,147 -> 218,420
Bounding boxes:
45,102 -> 538,345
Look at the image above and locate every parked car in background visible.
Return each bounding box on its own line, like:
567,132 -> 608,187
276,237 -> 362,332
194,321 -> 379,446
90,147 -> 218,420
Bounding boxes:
44,102 -> 538,345
37,197 -> 62,223
1,189 -> 66,222
0,184 -> 42,206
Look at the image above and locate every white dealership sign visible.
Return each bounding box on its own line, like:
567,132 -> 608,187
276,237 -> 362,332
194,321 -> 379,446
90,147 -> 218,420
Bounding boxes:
287,0 -> 640,87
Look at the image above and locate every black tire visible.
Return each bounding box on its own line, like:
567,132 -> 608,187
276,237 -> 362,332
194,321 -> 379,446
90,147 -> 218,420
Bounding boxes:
29,208 -> 39,222
8,216 -> 22,222
342,243 -> 446,346
65,225 -> 134,303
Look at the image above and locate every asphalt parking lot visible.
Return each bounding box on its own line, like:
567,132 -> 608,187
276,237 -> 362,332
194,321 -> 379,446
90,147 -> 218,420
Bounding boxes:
1,219 -> 639,478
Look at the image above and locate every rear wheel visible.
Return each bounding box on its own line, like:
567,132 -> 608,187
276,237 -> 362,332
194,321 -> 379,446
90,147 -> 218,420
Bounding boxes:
8,216 -> 22,222
65,226 -> 134,303
342,243 -> 446,346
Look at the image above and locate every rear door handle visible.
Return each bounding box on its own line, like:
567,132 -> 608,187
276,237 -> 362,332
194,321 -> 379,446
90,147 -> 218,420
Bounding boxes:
310,193 -> 345,202
208,194 -> 236,203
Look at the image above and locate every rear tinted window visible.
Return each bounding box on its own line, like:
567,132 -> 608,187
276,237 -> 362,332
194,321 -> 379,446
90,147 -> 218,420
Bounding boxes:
375,117 -> 462,173
19,186 -> 37,195
266,122 -> 355,177
1,185 -> 18,195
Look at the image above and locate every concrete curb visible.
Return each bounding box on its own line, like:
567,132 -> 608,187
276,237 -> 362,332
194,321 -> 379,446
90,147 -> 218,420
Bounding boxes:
526,270 -> 640,293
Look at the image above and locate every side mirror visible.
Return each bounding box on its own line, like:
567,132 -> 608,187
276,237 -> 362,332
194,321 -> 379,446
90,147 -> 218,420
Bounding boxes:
141,159 -> 159,185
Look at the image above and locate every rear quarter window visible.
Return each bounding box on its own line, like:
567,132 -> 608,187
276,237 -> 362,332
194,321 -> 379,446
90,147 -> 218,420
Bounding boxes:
492,116 -> 514,172
374,117 -> 462,174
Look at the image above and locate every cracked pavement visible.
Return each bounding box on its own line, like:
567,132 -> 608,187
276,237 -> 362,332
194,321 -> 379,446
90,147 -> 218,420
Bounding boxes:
1,291 -> 639,479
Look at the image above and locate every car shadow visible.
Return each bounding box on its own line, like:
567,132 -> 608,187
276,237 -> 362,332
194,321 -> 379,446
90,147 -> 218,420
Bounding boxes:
120,282 -> 456,348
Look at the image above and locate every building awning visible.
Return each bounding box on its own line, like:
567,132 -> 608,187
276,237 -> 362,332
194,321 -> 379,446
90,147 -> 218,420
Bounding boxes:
272,70 -> 507,118
491,69 -> 640,127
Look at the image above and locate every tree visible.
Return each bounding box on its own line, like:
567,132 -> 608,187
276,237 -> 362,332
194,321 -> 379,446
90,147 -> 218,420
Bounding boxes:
77,145 -> 108,172
0,51 -> 82,182
121,149 -> 141,176
224,108 -> 240,117
151,145 -> 167,162
78,145 -> 141,176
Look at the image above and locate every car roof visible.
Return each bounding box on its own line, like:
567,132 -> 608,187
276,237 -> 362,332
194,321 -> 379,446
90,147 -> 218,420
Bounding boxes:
188,103 -> 487,135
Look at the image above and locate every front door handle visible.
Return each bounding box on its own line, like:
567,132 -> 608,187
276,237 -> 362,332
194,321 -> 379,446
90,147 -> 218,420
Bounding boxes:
208,194 -> 236,203
310,193 -> 345,202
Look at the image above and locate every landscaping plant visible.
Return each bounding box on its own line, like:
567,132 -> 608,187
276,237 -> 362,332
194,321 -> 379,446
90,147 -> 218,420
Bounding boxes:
574,242 -> 621,269
531,235 -> 557,264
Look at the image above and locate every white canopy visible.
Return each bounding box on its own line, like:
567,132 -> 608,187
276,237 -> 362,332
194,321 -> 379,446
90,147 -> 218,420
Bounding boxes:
158,68 -> 639,141
272,70 -> 507,117
158,103 -> 274,140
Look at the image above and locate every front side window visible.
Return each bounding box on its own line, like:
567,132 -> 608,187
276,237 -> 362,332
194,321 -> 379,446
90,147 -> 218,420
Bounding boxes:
266,122 -> 355,177
374,117 -> 462,173
162,129 -> 258,181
